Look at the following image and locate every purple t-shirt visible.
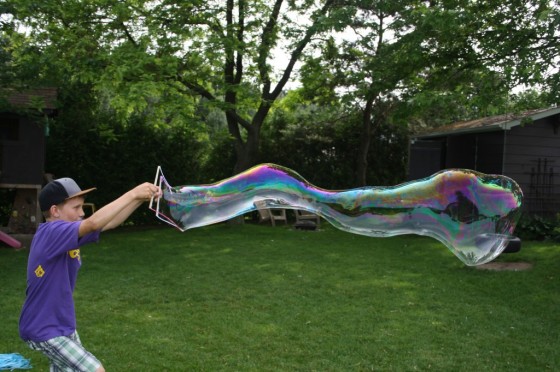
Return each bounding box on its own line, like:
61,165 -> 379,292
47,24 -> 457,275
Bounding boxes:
19,220 -> 101,341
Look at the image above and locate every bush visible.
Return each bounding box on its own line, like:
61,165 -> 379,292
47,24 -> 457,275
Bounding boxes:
515,213 -> 560,241
261,104 -> 409,189
44,86 -> 214,226
0,189 -> 15,226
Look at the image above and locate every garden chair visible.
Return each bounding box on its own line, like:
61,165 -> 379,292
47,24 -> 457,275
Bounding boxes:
254,200 -> 287,226
294,209 -> 321,227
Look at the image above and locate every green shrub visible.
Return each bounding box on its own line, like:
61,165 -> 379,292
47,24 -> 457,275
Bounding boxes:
515,213 -> 560,241
0,189 -> 15,226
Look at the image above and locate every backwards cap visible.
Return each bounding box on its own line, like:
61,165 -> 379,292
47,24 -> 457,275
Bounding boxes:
39,178 -> 96,212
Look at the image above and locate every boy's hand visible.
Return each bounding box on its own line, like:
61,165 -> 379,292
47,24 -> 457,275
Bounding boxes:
135,182 -> 162,201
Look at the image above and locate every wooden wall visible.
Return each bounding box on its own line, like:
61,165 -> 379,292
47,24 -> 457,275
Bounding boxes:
407,139 -> 445,180
409,113 -> 560,216
0,113 -> 45,185
503,115 -> 560,216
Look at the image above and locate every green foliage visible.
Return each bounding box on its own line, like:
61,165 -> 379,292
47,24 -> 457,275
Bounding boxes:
2,0 -> 558,201
508,89 -> 552,112
394,68 -> 511,130
262,92 -> 408,188
3,0 -> 559,178
3,0 -> 357,170
200,129 -> 237,184
516,213 -> 560,242
44,84 -> 215,225
301,1 -> 560,138
0,189 -> 15,226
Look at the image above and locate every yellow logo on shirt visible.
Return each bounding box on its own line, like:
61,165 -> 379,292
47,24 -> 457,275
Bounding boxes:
68,249 -> 80,260
35,265 -> 45,277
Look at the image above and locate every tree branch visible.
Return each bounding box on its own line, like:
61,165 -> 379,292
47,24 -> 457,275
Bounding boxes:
176,74 -> 252,131
257,0 -> 284,97
269,0 -> 336,100
234,0 -> 245,85
120,22 -> 138,46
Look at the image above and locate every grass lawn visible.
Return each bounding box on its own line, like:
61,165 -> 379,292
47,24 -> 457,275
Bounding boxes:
1,222 -> 559,371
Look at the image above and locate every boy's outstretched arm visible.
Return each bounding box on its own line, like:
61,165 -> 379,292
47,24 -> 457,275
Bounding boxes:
79,182 -> 161,237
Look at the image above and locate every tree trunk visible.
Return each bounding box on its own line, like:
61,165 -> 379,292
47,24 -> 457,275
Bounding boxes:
227,112 -> 263,226
232,101 -> 271,173
233,127 -> 260,174
355,98 -> 375,187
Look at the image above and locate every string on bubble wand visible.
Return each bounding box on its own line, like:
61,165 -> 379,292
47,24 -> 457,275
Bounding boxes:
149,166 -> 184,231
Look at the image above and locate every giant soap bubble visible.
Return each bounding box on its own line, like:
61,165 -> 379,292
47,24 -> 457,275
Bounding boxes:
151,164 -> 523,266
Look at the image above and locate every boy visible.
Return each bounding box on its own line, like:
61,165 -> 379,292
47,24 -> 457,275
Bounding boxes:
19,177 -> 162,372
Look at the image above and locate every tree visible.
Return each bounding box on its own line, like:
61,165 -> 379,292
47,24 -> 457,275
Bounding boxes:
300,0 -> 559,185
262,89 -> 408,188
4,0 -> 355,173
4,0 -> 557,179
469,1 -> 560,99
301,1 -> 438,185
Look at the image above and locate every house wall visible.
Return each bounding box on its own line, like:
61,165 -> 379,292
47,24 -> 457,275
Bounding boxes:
445,134 -> 476,169
444,132 -> 505,174
410,131 -> 506,181
407,139 -> 446,180
473,131 -> 504,175
410,112 -> 560,216
503,115 -> 560,216
0,113 -> 45,185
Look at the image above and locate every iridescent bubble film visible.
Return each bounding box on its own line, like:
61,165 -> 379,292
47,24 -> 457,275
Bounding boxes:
151,164 -> 523,266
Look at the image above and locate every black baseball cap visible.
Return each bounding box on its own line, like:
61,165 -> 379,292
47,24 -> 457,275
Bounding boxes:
39,178 -> 96,211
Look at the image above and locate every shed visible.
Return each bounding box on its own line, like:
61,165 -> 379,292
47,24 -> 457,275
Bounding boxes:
408,106 -> 560,216
0,87 -> 57,233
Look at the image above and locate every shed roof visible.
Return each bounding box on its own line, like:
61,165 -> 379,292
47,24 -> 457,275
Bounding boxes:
413,106 -> 560,139
2,87 -> 58,110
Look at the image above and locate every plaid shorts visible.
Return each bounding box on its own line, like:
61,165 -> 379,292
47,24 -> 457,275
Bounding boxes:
26,331 -> 102,372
